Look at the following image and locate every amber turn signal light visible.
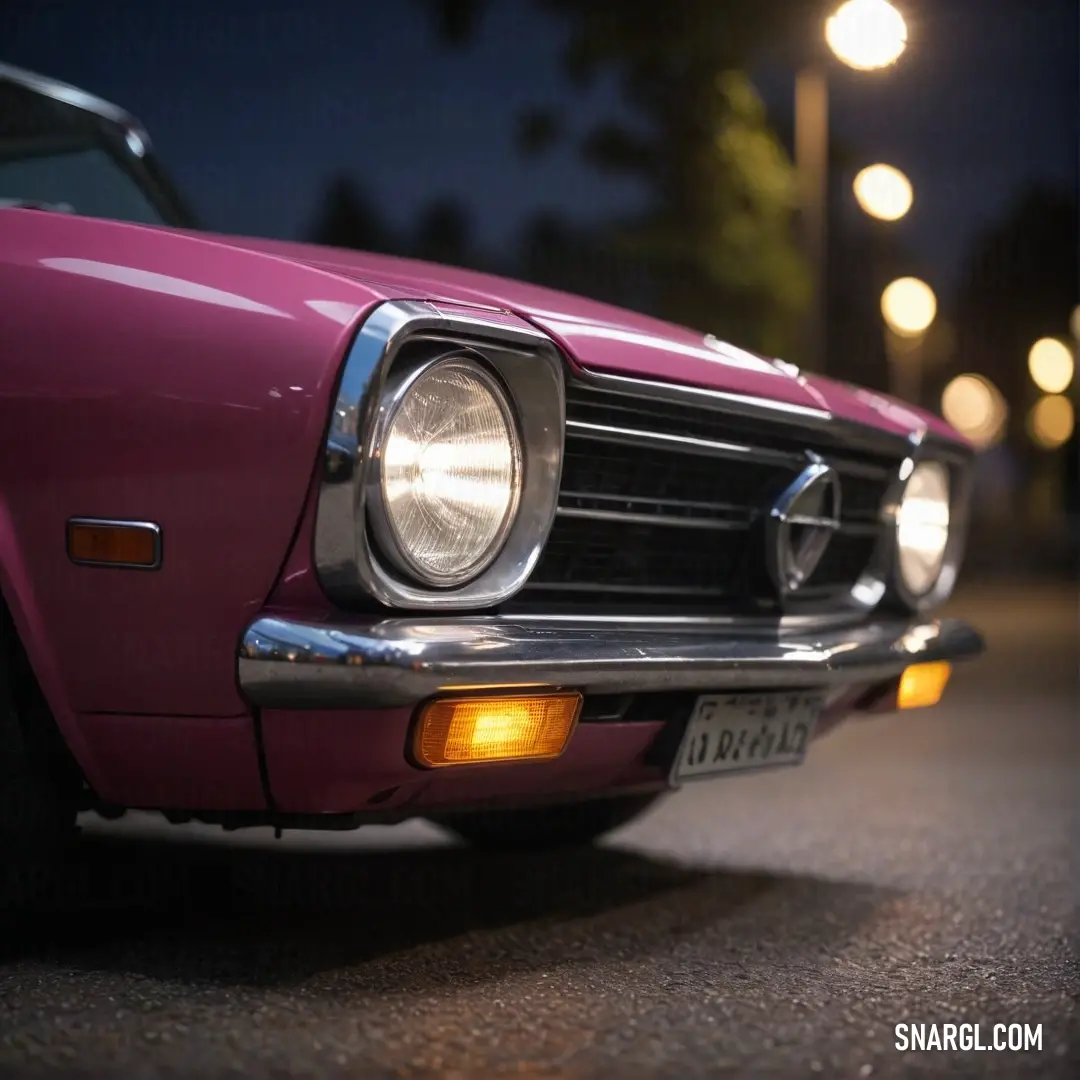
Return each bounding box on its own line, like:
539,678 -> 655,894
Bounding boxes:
897,661 -> 952,710
413,692 -> 582,768
67,519 -> 161,569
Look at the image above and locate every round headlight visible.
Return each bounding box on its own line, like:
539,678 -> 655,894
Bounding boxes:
376,358 -> 522,586
896,460 -> 951,597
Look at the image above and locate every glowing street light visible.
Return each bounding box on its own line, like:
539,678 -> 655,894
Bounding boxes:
1028,337 -> 1074,394
941,374 -> 1008,449
826,0 -> 909,71
853,163 -> 913,221
1028,394 -> 1075,450
798,0 -> 910,371
882,277 -> 937,337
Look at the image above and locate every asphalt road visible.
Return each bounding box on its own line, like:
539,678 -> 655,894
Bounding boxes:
0,584 -> 1077,1079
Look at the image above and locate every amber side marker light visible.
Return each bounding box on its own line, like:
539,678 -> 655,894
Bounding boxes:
897,661 -> 952,710
67,518 -> 161,569
414,692 -> 582,768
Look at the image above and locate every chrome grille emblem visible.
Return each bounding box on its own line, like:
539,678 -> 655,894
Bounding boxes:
766,458 -> 842,597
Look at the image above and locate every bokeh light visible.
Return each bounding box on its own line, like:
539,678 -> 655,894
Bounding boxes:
941,374 -> 1008,448
826,0 -> 908,71
881,277 -> 937,337
853,164 -> 914,221
1027,394 -> 1075,450
1070,305 -> 1080,342
1027,337 -> 1074,394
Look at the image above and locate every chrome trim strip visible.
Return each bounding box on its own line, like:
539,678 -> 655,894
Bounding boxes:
66,517 -> 162,571
0,62 -> 151,153
565,413 -> 897,482
313,300 -> 565,609
501,610 -> 866,628
554,505 -> 877,537
237,613 -> 986,709
517,582 -> 730,595
574,367 -> 834,427
566,419 -> 799,467
571,366 -> 934,460
561,491 -> 745,513
555,506 -> 747,531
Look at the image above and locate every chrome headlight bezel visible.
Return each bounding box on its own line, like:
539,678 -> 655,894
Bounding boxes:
366,353 -> 524,589
314,301 -> 565,610
885,442 -> 973,613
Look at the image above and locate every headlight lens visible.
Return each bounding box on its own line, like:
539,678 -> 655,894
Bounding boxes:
896,460 -> 951,597
378,358 -> 522,586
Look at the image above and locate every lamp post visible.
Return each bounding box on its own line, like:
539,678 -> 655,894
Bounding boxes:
853,163 -> 913,221
940,374 -> 1008,449
796,0 -> 909,372
881,276 -> 936,404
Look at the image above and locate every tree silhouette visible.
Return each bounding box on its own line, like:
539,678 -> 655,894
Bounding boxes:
409,197 -> 475,267
954,185 -> 1078,435
417,0 -> 814,359
517,211 -> 657,311
951,184 -> 1079,534
307,173 -> 397,254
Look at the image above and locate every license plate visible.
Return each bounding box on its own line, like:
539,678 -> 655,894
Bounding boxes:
670,691 -> 823,784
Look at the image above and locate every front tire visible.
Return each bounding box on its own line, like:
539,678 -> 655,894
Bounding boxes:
0,604 -> 80,860
434,793 -> 662,851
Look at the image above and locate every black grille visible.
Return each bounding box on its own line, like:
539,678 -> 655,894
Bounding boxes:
503,378 -> 902,616
559,384 -> 903,473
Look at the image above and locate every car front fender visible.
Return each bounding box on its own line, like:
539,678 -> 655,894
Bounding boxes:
0,210 -> 389,739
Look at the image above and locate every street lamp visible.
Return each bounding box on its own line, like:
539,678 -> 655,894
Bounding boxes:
882,277 -> 936,337
1028,395 -> 1075,450
940,374 -> 1008,449
1027,337 -> 1074,395
825,0 -> 909,70
796,0 -> 909,371
853,163 -> 913,221
881,276 -> 935,404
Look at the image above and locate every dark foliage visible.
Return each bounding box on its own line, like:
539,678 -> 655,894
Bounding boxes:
307,174 -> 398,254
954,185 -> 1079,434
413,0 -> 813,359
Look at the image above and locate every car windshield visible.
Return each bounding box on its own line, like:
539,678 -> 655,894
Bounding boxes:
0,78 -> 179,226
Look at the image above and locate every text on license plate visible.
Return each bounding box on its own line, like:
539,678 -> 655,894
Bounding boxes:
671,691 -> 823,784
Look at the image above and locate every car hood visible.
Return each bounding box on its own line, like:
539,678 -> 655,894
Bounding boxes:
210,233 -> 961,443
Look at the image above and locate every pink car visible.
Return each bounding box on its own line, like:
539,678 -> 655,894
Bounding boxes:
0,64 -> 982,853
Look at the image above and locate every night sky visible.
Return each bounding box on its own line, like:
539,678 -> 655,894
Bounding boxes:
3,0 -> 1077,299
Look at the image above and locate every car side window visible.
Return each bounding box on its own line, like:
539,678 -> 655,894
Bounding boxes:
0,146 -> 164,224
0,80 -> 166,226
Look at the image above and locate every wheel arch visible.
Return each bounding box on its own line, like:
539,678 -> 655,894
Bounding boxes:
0,500 -> 99,798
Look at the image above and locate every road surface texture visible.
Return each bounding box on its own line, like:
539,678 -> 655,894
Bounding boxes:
0,584 -> 1077,1079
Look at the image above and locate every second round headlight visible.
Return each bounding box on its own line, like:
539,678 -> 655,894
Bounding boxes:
895,460 -> 951,598
376,357 -> 522,586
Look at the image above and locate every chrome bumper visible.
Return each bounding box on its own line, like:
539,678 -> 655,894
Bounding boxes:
237,614 -> 985,710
